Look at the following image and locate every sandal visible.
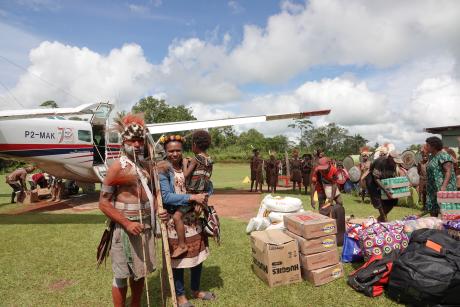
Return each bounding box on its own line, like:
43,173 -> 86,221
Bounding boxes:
193,291 -> 216,301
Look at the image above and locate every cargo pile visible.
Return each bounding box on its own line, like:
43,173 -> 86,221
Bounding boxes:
283,211 -> 343,286
437,191 -> 460,221
246,195 -> 303,233
438,191 -> 460,240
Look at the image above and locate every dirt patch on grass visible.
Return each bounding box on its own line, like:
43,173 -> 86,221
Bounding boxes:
8,190 -> 262,221
210,190 -> 261,221
7,193 -> 100,215
48,279 -> 76,292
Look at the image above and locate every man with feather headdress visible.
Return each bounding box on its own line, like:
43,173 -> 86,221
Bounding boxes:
98,114 -> 165,307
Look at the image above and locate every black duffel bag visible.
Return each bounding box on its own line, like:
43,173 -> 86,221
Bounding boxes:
387,228 -> 460,306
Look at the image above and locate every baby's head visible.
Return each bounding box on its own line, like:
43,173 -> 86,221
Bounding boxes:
192,130 -> 211,154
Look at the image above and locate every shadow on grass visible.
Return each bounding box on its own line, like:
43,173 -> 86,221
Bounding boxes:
135,264 -> 224,306
0,213 -> 106,225
200,265 -> 224,290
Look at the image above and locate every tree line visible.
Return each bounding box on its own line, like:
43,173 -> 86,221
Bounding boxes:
132,97 -> 369,161
1,97 -> 413,172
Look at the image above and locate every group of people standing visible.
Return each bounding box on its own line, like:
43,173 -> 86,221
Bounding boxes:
359,136 -> 458,222
249,136 -> 459,225
98,114 -> 216,307
249,148 -> 321,194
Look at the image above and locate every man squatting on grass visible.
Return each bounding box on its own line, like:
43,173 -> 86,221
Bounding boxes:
6,165 -> 35,203
99,114 -> 168,307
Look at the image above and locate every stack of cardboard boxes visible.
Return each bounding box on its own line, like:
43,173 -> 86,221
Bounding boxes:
283,211 -> 343,286
250,230 -> 302,287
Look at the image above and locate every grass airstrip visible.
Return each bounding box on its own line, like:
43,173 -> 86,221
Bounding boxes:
0,163 -> 419,306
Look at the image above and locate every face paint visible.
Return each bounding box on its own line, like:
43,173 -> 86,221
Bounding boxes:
124,144 -> 145,162
124,144 -> 135,156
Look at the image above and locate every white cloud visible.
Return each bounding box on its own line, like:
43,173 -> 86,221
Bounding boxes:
3,1 -> 460,149
0,41 -> 154,110
155,38 -> 241,103
0,21 -> 42,106
407,76 -> 460,128
14,0 -> 61,11
188,102 -> 235,120
228,1 -> 244,14
128,4 -> 149,14
223,0 -> 460,84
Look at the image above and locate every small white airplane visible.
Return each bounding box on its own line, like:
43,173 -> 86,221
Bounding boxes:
0,102 -> 330,188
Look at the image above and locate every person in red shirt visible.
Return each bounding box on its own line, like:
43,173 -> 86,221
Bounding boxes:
310,157 -> 343,215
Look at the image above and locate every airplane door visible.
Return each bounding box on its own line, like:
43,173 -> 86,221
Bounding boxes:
90,103 -> 113,166
89,103 -> 113,181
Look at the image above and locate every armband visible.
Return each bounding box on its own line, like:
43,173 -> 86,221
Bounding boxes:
101,184 -> 115,193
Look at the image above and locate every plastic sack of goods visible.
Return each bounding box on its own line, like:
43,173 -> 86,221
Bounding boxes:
246,195 -> 303,234
402,217 -> 444,237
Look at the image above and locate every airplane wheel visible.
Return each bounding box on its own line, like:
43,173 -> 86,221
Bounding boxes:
81,183 -> 95,194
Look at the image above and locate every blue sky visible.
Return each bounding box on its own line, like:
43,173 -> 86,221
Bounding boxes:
1,0 -> 460,148
1,1 -> 278,60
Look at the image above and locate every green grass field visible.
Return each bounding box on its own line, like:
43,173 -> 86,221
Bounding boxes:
0,164 -> 420,306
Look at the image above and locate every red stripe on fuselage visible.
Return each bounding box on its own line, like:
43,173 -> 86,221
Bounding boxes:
0,144 -> 93,151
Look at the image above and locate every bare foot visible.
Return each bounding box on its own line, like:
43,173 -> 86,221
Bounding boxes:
171,245 -> 188,258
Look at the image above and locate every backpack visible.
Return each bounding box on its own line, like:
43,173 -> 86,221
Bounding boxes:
348,251 -> 398,297
387,229 -> 460,306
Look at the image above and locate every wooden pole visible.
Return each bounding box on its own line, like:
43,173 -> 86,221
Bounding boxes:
147,135 -> 178,307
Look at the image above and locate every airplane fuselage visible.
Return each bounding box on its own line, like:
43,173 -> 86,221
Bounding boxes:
0,118 -> 119,182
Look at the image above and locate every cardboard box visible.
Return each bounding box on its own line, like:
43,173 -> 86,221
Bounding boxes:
284,230 -> 337,255
300,249 -> 339,271
381,191 -> 411,200
302,263 -> 344,286
250,230 -> 302,288
437,191 -> 460,204
284,211 -> 337,239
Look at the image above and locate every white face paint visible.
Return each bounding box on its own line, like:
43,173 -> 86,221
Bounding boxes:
123,143 -> 145,162
123,143 -> 135,156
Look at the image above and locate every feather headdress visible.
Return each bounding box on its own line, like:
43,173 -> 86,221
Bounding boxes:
114,113 -> 145,141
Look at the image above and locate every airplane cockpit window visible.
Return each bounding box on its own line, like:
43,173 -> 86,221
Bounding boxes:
108,132 -> 119,143
78,130 -> 92,142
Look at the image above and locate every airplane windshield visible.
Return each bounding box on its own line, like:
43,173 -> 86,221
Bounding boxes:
93,105 -> 111,119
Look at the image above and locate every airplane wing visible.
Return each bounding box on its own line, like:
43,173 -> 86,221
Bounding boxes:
0,103 -> 102,120
146,109 -> 331,134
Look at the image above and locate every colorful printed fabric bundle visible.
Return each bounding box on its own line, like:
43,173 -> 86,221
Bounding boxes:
358,222 -> 409,261
444,220 -> 460,240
